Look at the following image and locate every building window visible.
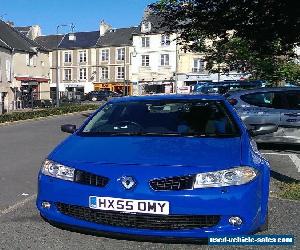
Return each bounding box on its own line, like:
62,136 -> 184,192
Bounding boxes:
117,48 -> 125,61
0,59 -> 2,82
161,34 -> 170,46
64,51 -> 72,63
161,54 -> 170,66
193,59 -> 205,72
6,60 -> 11,81
116,66 -> 125,79
79,50 -> 87,63
141,22 -> 151,33
142,37 -> 150,48
101,67 -> 109,79
79,68 -> 87,80
141,55 -> 150,67
101,49 -> 109,61
64,69 -> 72,81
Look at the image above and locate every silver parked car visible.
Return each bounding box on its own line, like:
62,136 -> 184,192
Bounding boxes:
225,87 -> 300,144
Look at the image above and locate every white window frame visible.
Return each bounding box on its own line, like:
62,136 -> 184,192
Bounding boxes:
142,37 -> 150,48
64,69 -> 72,81
64,51 -> 72,63
79,50 -> 87,63
6,60 -> 11,81
116,48 -> 125,61
161,34 -> 170,46
141,22 -> 151,33
160,54 -> 170,66
79,68 -> 87,80
141,55 -> 150,67
116,66 -> 125,79
0,58 -> 2,82
101,67 -> 109,79
101,49 -> 109,62
193,58 -> 205,72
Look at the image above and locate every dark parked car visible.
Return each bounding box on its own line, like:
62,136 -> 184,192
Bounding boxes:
193,81 -> 266,95
85,90 -> 122,102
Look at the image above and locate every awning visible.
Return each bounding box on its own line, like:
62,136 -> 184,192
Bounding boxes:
15,77 -> 49,83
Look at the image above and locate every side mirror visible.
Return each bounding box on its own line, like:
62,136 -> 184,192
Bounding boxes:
249,124 -> 278,137
61,124 -> 77,134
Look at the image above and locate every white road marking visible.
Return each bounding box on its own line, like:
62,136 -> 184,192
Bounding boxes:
288,154 -> 300,173
0,194 -> 37,217
263,152 -> 300,173
262,152 -> 292,156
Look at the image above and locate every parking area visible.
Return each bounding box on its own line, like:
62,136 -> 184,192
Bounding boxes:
260,145 -> 300,181
0,114 -> 299,249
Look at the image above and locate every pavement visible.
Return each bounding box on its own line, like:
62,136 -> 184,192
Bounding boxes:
0,114 -> 299,249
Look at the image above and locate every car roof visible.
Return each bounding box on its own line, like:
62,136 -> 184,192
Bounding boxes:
109,94 -> 226,103
226,87 -> 300,96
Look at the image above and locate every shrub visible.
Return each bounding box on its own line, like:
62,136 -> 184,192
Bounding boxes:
0,104 -> 99,124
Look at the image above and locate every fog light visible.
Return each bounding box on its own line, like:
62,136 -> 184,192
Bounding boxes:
229,216 -> 243,226
41,201 -> 51,209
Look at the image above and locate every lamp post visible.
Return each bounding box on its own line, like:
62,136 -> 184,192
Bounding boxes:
56,23 -> 75,107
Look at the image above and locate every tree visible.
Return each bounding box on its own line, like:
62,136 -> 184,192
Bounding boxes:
150,0 -> 300,84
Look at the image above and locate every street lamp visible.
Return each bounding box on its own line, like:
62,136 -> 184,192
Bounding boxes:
56,23 -> 75,107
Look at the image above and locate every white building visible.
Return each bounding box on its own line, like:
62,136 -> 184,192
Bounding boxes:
131,12 -> 177,95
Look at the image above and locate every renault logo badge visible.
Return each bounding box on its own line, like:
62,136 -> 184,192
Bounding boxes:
120,176 -> 136,190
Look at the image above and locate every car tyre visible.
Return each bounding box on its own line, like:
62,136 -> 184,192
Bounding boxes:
258,212 -> 269,232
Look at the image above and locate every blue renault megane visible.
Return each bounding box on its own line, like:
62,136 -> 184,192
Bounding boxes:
36,94 -> 276,240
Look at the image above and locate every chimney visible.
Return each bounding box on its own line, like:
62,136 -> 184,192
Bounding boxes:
6,21 -> 14,26
29,25 -> 42,40
99,20 -> 112,36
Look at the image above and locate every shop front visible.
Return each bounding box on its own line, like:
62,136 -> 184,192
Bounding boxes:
15,77 -> 50,108
138,80 -> 175,95
93,82 -> 132,95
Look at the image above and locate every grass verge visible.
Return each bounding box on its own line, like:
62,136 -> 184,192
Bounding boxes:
0,104 -> 99,124
278,182 -> 300,201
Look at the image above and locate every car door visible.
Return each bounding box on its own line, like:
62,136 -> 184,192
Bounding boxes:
238,91 -> 284,129
279,90 -> 300,140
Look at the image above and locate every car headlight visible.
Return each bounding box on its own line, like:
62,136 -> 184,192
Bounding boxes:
41,159 -> 75,181
193,167 -> 258,189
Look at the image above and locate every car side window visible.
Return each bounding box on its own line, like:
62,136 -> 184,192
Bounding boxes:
285,91 -> 300,110
240,92 -> 285,109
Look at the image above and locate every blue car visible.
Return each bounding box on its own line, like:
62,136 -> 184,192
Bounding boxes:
36,94 -> 276,240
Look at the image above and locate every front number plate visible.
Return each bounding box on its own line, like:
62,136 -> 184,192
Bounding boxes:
89,196 -> 169,215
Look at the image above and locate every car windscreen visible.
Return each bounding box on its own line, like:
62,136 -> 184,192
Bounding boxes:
79,100 -> 240,137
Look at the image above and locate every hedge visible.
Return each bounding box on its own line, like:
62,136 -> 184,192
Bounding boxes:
0,104 -> 99,124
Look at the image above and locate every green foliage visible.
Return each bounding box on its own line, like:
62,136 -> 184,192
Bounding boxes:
0,104 -> 98,124
279,182 -> 300,201
150,0 -> 300,84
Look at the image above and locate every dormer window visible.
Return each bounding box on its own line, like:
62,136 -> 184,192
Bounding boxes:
141,21 -> 151,33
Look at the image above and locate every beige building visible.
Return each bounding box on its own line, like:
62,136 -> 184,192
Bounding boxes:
0,43 -> 12,114
94,26 -> 137,94
36,31 -> 100,95
36,21 -> 137,96
0,20 -> 50,111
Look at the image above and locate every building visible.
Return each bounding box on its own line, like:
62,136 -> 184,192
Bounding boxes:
0,39 -> 12,114
176,50 -> 248,93
93,24 -> 138,95
15,25 -> 42,40
131,11 -> 177,95
0,20 -> 50,111
36,29 -> 100,95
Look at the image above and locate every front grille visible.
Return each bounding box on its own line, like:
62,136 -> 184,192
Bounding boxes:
149,175 -> 195,191
74,170 -> 109,187
56,203 -> 220,230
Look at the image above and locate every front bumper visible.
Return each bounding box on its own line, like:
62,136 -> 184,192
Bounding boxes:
36,173 -> 268,238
